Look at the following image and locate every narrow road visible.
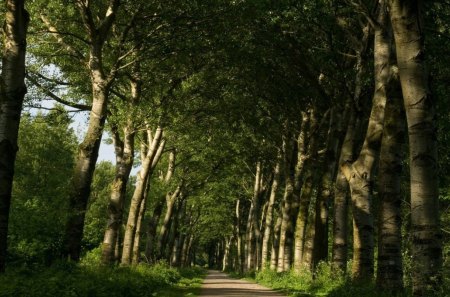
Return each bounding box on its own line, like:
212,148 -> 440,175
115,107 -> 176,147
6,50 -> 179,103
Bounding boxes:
199,270 -> 286,297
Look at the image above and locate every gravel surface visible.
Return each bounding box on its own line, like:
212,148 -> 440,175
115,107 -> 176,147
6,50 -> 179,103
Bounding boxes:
199,270 -> 286,297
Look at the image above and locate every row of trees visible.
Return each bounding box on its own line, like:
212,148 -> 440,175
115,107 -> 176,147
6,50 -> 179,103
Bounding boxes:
197,2 -> 448,297
0,1 -> 448,297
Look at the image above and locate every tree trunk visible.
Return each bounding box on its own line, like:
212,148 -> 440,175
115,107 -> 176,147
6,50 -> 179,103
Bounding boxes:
114,231 -> 120,262
341,5 -> 392,280
101,124 -> 135,264
121,127 -> 164,265
248,161 -> 263,270
222,236 -> 232,271
278,114 -> 309,272
170,197 -> 187,266
277,135 -> 296,272
132,191 -> 147,265
235,199 -> 244,273
301,201 -> 316,271
312,106 -> 343,268
376,63 -> 405,292
64,77 -> 111,261
144,149 -> 176,262
156,184 -> 183,259
167,202 -> 180,264
332,23 -> 370,272
294,109 -> 319,272
261,159 -> 281,269
245,200 -> 255,271
0,0 -> 28,273
185,234 -> 194,267
270,214 -> 282,270
180,233 -> 191,267
101,64 -> 140,264
293,168 -> 315,272
389,1 -> 442,295
62,0 -> 120,261
144,199 -> 164,263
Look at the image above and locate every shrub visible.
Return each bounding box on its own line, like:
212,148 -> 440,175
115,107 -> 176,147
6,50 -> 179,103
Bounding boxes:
0,261 -> 200,297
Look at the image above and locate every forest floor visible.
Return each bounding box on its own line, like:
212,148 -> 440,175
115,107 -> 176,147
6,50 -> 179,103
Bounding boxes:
199,270 -> 286,297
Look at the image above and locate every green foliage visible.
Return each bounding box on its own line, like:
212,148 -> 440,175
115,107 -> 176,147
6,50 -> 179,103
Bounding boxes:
82,161 -> 115,250
0,261 -> 205,297
252,262 -> 450,297
9,111 -> 77,266
253,263 -> 395,297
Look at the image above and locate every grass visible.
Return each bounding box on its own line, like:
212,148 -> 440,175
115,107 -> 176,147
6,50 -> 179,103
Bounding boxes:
0,261 -> 206,297
155,267 -> 206,297
232,262 -> 450,297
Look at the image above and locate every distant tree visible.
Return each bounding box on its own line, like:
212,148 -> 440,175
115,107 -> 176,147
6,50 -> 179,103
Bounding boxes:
8,110 -> 77,266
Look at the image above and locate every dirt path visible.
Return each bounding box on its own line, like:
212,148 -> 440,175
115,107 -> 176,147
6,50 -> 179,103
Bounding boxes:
199,270 -> 286,297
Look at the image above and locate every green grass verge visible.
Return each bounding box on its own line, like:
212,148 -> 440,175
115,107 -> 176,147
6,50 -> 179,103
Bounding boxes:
155,267 -> 206,297
232,262 -> 449,297
0,261 -> 206,297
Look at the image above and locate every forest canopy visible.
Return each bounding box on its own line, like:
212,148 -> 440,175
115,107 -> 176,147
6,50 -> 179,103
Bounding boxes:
0,1 -> 449,297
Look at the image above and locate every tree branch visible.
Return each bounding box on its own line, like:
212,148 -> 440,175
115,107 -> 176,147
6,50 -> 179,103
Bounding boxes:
346,0 -> 379,30
98,0 -> 121,40
40,15 -> 86,63
26,73 -> 92,111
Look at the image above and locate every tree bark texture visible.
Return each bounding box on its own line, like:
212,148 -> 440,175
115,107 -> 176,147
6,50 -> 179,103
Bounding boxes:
341,5 -> 391,280
261,159 -> 281,269
144,199 -> 164,263
0,0 -> 28,273
121,127 -> 164,265
101,62 -> 141,264
101,124 -> 135,264
312,106 -> 343,268
247,161 -> 263,270
294,109 -> 319,272
270,213 -> 282,270
156,183 -> 183,259
376,63 -> 405,292
332,23 -> 370,273
235,199 -> 244,273
389,1 -> 442,295
278,113 -> 309,272
132,190 -> 147,264
277,132 -> 297,272
62,0 -> 120,261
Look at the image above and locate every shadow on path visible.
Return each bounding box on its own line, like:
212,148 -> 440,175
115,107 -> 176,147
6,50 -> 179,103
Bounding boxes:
199,270 -> 285,297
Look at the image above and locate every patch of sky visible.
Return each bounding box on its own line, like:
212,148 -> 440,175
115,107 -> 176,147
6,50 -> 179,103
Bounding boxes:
24,63 -> 117,164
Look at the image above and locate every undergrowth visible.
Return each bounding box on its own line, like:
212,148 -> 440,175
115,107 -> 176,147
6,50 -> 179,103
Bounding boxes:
244,262 -> 449,297
0,259 -> 206,297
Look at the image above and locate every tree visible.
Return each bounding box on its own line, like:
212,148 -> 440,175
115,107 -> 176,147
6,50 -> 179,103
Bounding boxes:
376,65 -> 405,291
27,0 -> 135,261
388,1 -> 442,295
8,110 -> 77,267
0,0 -> 29,273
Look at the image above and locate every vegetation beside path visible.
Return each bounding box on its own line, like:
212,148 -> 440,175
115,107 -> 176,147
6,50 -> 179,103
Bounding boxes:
229,262 -> 450,297
0,258 -> 206,297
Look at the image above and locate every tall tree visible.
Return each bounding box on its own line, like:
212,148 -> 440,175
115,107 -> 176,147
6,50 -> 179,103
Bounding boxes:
261,157 -> 281,269
341,1 -> 393,280
61,0 -> 122,261
121,126 -> 165,265
376,64 -> 405,292
0,0 -> 29,273
388,1 -> 442,295
101,50 -> 141,264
